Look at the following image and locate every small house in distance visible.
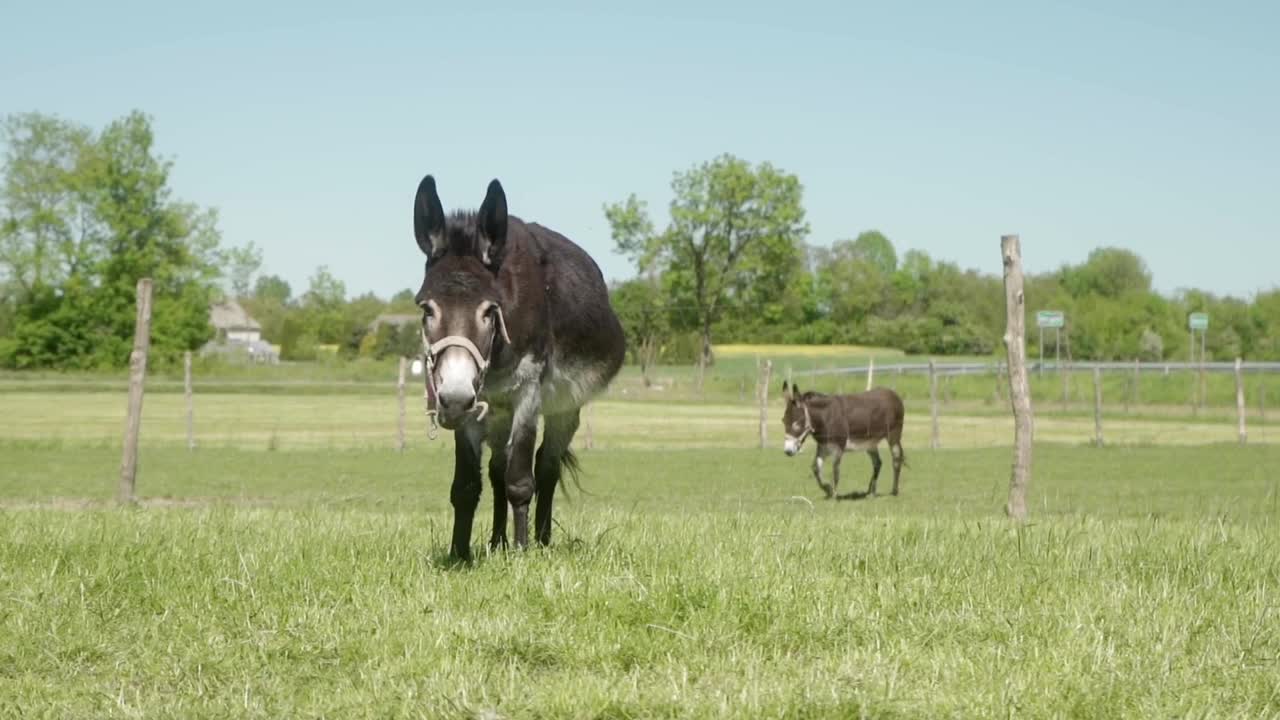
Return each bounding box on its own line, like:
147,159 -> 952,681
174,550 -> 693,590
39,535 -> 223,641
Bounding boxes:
202,298 -> 280,363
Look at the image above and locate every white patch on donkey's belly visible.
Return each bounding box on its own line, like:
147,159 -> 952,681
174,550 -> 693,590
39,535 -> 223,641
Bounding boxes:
541,361 -> 607,413
846,437 -> 880,451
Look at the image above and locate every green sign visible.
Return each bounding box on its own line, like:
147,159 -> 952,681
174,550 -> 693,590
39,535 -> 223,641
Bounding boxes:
1036,310 -> 1065,329
1189,312 -> 1209,331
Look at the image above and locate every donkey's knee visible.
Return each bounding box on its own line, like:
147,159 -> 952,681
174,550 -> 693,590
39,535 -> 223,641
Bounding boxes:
505,472 -> 535,506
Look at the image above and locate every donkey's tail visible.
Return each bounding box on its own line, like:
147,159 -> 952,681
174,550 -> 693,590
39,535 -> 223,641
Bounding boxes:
558,448 -> 591,498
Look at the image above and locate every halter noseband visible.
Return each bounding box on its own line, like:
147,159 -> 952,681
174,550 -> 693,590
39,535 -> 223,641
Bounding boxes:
420,314 -> 509,438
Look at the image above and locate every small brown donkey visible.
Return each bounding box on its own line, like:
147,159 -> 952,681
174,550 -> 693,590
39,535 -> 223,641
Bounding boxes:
781,382 -> 906,500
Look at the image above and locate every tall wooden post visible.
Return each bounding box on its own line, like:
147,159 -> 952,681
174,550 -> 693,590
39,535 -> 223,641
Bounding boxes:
758,360 -> 773,449
1001,236 -> 1032,522
928,359 -> 940,450
1235,358 -> 1246,445
396,356 -> 408,452
118,278 -> 153,505
184,351 -> 195,451
1092,366 -> 1104,447
866,357 -> 875,391
583,403 -> 595,450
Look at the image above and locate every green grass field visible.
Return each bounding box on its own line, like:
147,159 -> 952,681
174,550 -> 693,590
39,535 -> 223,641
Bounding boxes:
2,373 -> 1279,717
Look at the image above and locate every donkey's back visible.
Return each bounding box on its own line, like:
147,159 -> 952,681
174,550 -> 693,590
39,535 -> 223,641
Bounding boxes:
832,387 -> 906,443
503,218 -> 625,412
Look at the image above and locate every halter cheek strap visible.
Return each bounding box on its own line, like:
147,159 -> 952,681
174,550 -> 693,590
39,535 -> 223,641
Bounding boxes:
796,403 -> 815,448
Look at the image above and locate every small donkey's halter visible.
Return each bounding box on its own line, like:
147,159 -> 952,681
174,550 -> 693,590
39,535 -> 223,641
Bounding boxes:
421,309 -> 510,439
790,401 -> 815,451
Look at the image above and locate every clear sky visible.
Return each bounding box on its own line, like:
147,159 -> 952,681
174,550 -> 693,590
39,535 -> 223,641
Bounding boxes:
4,0 -> 1277,299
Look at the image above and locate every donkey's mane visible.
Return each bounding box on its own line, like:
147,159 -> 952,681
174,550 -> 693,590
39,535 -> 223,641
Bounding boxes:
443,210 -> 480,256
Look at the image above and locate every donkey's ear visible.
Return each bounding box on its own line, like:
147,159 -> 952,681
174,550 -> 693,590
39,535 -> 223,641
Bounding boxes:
782,380 -> 791,401
414,175 -> 447,259
477,179 -> 508,267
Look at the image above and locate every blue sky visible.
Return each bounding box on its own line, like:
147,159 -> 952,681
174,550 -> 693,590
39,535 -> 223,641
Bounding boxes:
4,0 -> 1277,299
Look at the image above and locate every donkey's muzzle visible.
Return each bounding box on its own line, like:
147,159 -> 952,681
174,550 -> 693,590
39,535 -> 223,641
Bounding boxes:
435,385 -> 477,428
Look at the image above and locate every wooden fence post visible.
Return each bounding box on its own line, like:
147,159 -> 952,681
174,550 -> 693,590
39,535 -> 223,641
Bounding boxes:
1130,358 -> 1140,412
396,356 -> 408,452
1235,358 -> 1246,445
928,359 -> 940,450
583,403 -> 595,450
993,361 -> 1007,405
184,351 -> 195,451
118,278 -> 153,505
1061,361 -> 1069,412
866,357 -> 875,391
1199,331 -> 1207,412
1001,235 -> 1032,522
1259,384 -> 1266,425
1190,366 -> 1198,417
1092,366 -> 1104,447
758,360 -> 773,449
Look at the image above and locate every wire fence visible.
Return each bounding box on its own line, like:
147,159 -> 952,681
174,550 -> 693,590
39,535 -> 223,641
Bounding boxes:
1,356 -> 1276,452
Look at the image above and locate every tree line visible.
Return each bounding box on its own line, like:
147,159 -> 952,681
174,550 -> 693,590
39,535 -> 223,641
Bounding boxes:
605,154 -> 1280,382
2,112 -> 1277,371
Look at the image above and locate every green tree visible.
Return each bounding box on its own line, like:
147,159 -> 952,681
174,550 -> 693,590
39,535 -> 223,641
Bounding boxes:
850,230 -> 897,274
1062,247 -> 1152,299
225,241 -> 262,298
0,110 -> 225,369
252,274 -> 292,305
609,278 -> 670,385
604,153 -> 808,387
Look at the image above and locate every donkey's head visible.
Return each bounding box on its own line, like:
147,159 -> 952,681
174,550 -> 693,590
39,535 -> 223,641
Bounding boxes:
413,175 -> 513,429
781,381 -> 813,456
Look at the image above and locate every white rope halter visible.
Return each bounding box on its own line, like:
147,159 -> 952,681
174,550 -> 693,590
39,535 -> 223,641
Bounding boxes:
420,310 -> 510,439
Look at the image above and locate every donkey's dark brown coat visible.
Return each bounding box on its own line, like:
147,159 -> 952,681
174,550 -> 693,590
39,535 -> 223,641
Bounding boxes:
413,176 -> 625,560
782,383 -> 906,500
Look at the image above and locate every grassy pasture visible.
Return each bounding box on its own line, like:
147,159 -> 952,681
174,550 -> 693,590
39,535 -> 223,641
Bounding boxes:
1,376 -> 1279,717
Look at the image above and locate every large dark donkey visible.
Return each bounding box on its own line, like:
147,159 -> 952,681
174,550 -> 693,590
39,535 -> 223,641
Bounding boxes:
412,175 -> 625,560
781,382 -> 906,500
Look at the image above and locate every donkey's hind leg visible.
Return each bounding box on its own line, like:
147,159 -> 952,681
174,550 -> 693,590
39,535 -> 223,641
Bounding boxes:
534,408 -> 581,547
866,448 -> 883,496
890,437 -> 905,497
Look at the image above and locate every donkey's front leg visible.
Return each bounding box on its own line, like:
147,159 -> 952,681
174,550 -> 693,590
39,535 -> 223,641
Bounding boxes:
504,379 -> 542,549
448,421 -> 486,561
812,445 -> 835,499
